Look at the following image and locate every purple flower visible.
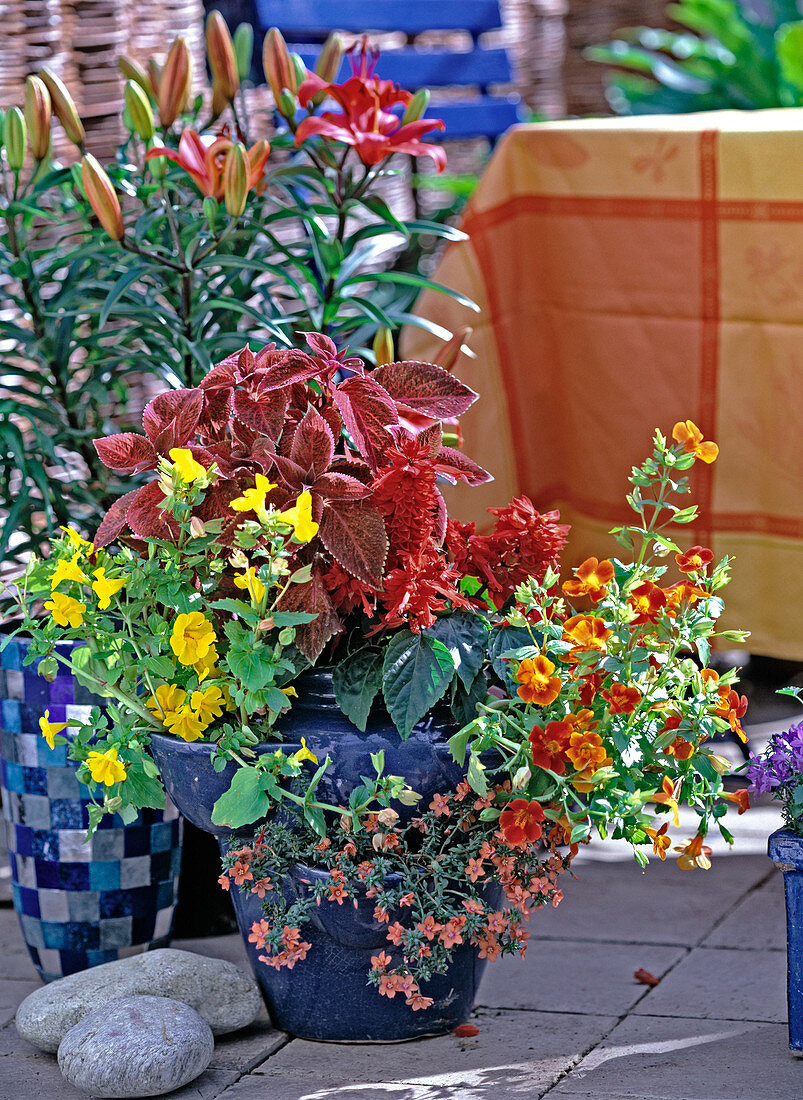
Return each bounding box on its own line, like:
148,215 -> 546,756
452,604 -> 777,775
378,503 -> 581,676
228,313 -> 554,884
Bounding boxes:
745,755 -> 781,795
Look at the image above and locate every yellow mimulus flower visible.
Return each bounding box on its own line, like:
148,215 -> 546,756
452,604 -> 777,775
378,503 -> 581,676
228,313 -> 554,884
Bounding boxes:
190,685 -> 226,725
50,554 -> 88,591
146,683 -> 187,722
233,566 -> 266,604
280,686 -> 297,698
277,490 -> 319,542
229,474 -> 277,518
169,447 -> 207,484
170,611 -> 217,666
164,704 -> 208,743
44,591 -> 86,628
86,747 -> 127,786
60,526 -> 93,554
92,567 -> 125,610
291,737 -> 318,765
39,710 -> 67,750
193,646 -> 220,683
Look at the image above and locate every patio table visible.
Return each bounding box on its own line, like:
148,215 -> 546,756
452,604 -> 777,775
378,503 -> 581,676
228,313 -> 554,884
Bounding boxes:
406,109 -> 803,662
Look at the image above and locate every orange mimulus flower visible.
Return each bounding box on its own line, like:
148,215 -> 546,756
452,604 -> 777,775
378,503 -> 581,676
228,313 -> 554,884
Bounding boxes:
566,729 -> 609,773
562,615 -> 612,657
515,655 -> 562,706
601,682 -> 642,715
674,834 -> 712,870
651,775 -> 680,826
529,719 -> 572,774
714,687 -> 748,742
664,735 -> 695,761
672,420 -> 718,463
723,789 -> 750,815
675,545 -> 714,574
562,557 -> 615,605
662,582 -> 707,618
645,821 -> 671,860
499,798 -> 545,847
627,580 -> 667,625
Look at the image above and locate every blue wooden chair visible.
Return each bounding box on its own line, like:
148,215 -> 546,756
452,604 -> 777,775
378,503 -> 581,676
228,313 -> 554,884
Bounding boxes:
252,0 -> 524,144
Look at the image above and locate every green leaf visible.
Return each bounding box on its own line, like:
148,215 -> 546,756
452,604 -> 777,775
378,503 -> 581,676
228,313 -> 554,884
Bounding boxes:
777,22 -> 803,94
425,612 -> 489,690
210,766 -> 271,828
332,648 -> 384,732
382,630 -> 456,739
121,761 -> 166,810
467,753 -> 488,797
271,611 -> 319,626
225,642 -> 280,693
448,724 -> 473,765
488,626 -> 535,684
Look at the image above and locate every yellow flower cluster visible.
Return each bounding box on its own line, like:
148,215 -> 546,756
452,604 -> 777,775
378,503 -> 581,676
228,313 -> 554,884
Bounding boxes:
147,680 -> 231,743
43,528 -> 126,628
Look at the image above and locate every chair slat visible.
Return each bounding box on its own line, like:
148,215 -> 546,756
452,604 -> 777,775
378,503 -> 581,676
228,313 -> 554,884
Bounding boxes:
255,0 -> 503,36
292,47 -> 513,88
428,98 -> 522,140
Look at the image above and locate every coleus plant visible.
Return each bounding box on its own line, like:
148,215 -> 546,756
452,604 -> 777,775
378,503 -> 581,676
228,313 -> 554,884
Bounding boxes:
90,333 -> 568,740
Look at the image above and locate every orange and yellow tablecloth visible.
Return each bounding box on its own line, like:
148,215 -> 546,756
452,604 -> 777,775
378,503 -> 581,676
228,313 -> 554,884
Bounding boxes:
406,110 -> 803,661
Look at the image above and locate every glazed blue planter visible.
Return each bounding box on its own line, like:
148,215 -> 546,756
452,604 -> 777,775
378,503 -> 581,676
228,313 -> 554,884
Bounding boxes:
0,637 -> 182,981
769,828 -> 803,1050
151,669 -> 475,837
226,858 -> 500,1042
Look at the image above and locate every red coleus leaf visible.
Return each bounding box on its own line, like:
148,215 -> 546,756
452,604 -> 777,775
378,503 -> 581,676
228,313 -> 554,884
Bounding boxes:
303,332 -> 339,360
143,388 -> 204,453
126,481 -> 180,540
93,487 -> 142,547
93,433 -> 158,475
329,457 -> 372,482
232,387 -> 289,440
256,348 -> 324,392
318,502 -> 388,587
314,472 -> 372,502
277,561 -> 342,663
198,359 -> 236,439
372,361 -> 478,419
290,405 -> 336,477
270,453 -> 307,490
332,375 -> 398,468
435,446 -> 492,486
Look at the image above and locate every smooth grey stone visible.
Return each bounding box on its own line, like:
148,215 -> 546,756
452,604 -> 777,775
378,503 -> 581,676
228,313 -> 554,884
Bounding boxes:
16,948 -> 261,1052
57,995 -> 213,1098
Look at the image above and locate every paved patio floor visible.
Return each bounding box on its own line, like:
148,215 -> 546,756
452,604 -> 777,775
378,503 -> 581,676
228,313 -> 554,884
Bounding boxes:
1,682 -> 801,1098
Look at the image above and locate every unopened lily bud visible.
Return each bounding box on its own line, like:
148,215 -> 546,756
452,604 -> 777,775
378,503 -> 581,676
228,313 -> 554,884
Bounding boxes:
202,196 -> 219,227
223,142 -> 248,217
119,56 -> 154,99
147,58 -> 163,99
189,516 -> 206,538
39,68 -> 85,147
402,88 -> 430,126
233,24 -> 254,82
372,327 -> 394,367
290,52 -> 307,90
158,36 -> 192,127
276,90 -> 297,122
315,32 -> 343,83
3,107 -> 26,171
124,80 -> 155,140
376,807 -> 399,828
146,139 -> 167,180
206,11 -> 240,101
263,27 -> 296,103
229,548 -> 248,568
25,76 -> 51,160
81,154 -> 124,241
210,78 -> 229,120
434,325 -> 473,372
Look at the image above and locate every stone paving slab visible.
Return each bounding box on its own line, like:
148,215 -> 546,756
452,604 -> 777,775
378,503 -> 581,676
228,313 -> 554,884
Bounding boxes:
546,1014 -> 801,1100
478,940 -> 685,1016
630,946 -> 787,1023
0,980 -> 40,1029
701,871 -> 786,951
0,909 -> 42,980
229,1007 -> 618,1099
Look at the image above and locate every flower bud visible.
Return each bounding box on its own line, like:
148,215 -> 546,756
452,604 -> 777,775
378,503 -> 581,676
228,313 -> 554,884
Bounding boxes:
233,24 -> 254,82
124,80 -> 155,140
158,36 -> 192,127
703,752 -> 732,775
39,68 -> 85,147
81,154 -> 124,241
402,88 -> 431,126
513,764 -> 532,790
434,325 -> 473,372
25,76 -> 51,160
189,516 -> 206,538
263,27 -> 296,103
119,56 -> 155,100
211,78 -> 229,120
3,107 -> 26,171
146,139 -> 167,180
223,142 -> 248,217
396,787 -> 421,806
315,32 -> 343,84
206,11 -> 240,101
290,52 -> 307,90
372,327 -> 394,367
147,58 -> 163,99
38,656 -> 59,683
276,90 -> 297,122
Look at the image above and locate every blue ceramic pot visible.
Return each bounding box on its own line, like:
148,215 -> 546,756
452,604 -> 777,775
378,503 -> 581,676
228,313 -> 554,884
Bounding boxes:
769,828 -> 803,1050
0,637 -> 182,981
151,669 -> 473,837
226,857 -> 501,1041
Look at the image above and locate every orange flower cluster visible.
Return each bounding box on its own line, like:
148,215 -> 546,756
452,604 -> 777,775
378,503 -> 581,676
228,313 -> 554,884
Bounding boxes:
515,656 -> 561,706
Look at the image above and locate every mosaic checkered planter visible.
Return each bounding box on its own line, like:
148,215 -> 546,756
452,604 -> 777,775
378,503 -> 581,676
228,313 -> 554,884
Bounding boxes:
0,637 -> 182,981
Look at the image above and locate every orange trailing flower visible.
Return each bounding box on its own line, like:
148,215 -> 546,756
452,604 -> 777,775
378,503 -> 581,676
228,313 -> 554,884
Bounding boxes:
664,735 -> 695,761
674,834 -> 712,870
672,420 -> 718,464
651,775 -> 680,826
562,557 -> 614,605
146,129 -> 269,202
499,798 -> 545,848
723,788 -> 750,815
714,687 -> 748,742
645,821 -> 671,860
529,719 -> 572,774
515,655 -> 561,706
675,545 -> 714,574
601,682 -> 642,715
663,582 -> 707,618
566,728 -> 609,774
627,580 -> 667,625
561,615 -> 612,658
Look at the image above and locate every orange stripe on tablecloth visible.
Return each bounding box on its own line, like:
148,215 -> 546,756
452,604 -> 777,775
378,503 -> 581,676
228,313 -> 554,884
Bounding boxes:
696,130 -> 719,550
